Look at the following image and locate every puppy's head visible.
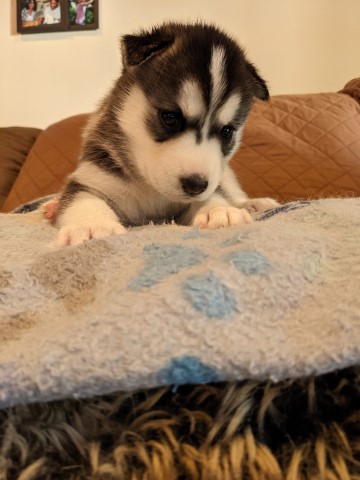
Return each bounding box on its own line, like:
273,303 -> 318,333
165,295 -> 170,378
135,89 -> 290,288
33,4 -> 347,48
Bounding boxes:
118,22 -> 268,203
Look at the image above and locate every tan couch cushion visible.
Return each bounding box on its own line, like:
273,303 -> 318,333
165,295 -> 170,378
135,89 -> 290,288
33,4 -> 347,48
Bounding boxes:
2,114 -> 88,212
231,86 -> 360,202
0,127 -> 41,209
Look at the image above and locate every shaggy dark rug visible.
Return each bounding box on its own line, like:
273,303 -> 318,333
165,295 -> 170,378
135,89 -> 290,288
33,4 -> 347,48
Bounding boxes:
1,366 -> 360,480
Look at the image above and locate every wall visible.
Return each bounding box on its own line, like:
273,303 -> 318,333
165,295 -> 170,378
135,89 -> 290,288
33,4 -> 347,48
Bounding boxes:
1,0 -> 359,128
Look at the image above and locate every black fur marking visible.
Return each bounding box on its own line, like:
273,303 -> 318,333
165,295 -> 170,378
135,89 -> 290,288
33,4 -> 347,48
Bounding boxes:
147,110 -> 208,144
62,180 -> 89,200
208,123 -> 237,157
220,137 -> 236,157
146,110 -> 186,143
215,185 -> 233,203
195,128 -> 202,144
80,93 -> 141,182
56,180 -> 90,220
84,144 -> 127,179
122,31 -> 174,67
245,61 -> 269,101
105,105 -> 142,180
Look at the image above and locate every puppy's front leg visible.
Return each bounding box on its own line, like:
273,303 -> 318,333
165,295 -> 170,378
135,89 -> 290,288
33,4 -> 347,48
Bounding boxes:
56,192 -> 126,246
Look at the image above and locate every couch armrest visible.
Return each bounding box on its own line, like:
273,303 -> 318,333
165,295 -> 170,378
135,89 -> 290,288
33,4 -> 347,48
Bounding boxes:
0,127 -> 41,210
1,115 -> 88,212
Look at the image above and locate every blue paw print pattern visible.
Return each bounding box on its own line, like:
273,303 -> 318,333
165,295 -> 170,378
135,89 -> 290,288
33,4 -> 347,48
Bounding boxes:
225,250 -> 272,275
128,243 -> 206,291
221,233 -> 249,247
159,356 -> 219,385
182,272 -> 238,318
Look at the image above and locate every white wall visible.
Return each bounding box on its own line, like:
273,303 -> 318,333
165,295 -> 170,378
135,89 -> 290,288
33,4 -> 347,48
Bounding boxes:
1,0 -> 359,128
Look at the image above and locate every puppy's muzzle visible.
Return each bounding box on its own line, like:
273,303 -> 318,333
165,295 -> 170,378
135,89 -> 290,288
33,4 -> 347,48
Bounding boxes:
180,175 -> 208,196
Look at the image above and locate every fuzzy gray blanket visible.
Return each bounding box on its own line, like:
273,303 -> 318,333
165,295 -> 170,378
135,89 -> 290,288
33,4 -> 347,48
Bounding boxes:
0,198 -> 360,409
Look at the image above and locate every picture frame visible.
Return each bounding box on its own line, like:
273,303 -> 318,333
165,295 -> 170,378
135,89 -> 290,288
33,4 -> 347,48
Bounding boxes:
17,0 -> 68,34
68,0 -> 99,31
16,0 -> 99,34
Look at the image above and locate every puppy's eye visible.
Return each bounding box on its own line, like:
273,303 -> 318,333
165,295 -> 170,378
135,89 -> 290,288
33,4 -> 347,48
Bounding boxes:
221,125 -> 234,141
161,111 -> 183,129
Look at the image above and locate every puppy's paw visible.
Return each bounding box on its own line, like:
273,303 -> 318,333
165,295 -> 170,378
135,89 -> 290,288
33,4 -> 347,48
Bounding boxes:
241,197 -> 280,213
57,223 -> 126,247
192,206 -> 253,229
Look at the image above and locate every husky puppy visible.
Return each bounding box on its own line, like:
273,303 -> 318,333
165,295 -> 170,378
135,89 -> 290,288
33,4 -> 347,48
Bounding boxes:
56,22 -> 279,246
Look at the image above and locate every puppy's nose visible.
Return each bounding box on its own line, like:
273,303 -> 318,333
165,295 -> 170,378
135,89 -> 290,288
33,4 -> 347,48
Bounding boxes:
180,175 -> 208,196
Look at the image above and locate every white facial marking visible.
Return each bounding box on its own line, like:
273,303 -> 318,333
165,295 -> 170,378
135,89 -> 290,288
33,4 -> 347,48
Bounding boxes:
117,85 -> 223,202
159,130 -> 223,199
210,46 -> 226,109
216,93 -> 242,126
179,79 -> 205,118
201,46 -> 227,139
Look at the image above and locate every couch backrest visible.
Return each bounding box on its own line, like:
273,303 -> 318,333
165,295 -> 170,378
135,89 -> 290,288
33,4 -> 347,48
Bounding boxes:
231,87 -> 360,202
2,80 -> 360,212
0,127 -> 41,210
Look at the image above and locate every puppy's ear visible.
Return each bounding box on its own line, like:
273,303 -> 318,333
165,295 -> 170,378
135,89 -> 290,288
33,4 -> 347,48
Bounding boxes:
121,29 -> 174,68
245,61 -> 269,101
